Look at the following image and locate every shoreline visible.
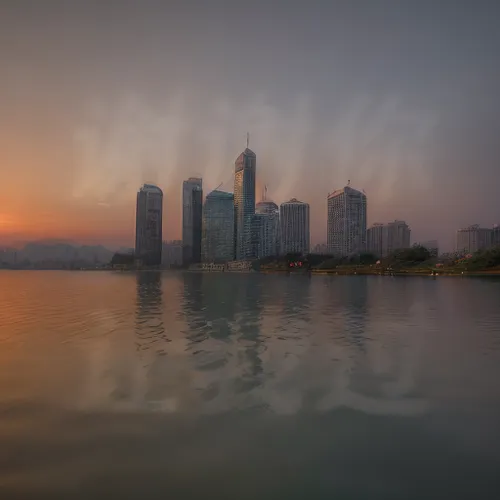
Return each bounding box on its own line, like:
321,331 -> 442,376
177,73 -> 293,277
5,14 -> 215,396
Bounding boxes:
260,269 -> 500,277
2,268 -> 500,277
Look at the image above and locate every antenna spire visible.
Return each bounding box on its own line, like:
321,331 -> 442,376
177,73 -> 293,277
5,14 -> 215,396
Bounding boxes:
246,132 -> 250,149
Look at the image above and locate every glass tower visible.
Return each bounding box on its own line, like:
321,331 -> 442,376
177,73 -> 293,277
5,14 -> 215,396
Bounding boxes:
234,148 -> 256,260
135,184 -> 163,266
182,177 -> 203,267
202,190 -> 235,263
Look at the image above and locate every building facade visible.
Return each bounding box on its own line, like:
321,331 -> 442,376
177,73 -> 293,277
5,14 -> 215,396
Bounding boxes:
280,198 -> 310,255
234,148 -> 256,260
327,185 -> 367,256
135,184 -> 163,266
202,190 -> 235,263
384,220 -> 411,255
367,223 -> 385,257
367,221 -> 411,257
254,200 -> 280,258
492,225 -> 500,247
162,240 -> 182,268
182,177 -> 203,267
456,225 -> 492,253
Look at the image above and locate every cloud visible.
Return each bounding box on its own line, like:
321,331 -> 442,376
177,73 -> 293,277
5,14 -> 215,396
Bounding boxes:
70,89 -> 443,244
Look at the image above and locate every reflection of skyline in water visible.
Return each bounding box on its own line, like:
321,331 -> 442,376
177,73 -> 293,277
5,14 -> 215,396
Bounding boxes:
71,273 -> 500,418
3,272 -> 500,498
178,272 -> 429,416
135,271 -> 165,351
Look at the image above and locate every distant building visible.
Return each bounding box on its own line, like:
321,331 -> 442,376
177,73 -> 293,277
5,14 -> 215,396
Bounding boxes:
202,190 -> 235,263
182,177 -> 203,267
327,185 -> 367,256
254,199 -> 280,258
456,225 -> 492,253
367,223 -> 385,257
135,184 -> 163,266
312,243 -> 328,255
162,240 -> 182,268
280,198 -> 310,255
234,147 -> 256,260
385,220 -> 411,255
368,221 -> 410,257
492,225 -> 500,247
418,240 -> 439,257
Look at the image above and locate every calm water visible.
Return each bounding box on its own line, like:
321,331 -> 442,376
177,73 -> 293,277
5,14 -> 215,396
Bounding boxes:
1,271 -> 500,499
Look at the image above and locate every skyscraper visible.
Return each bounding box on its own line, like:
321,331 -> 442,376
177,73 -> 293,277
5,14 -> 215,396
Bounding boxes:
234,145 -> 256,260
384,220 -> 411,255
327,185 -> 367,256
280,198 -> 310,255
135,184 -> 163,266
367,223 -> 385,257
202,190 -> 235,263
182,177 -> 203,267
254,199 -> 280,258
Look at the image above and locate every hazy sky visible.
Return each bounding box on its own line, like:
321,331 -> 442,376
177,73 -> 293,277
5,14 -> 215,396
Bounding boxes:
1,0 -> 499,250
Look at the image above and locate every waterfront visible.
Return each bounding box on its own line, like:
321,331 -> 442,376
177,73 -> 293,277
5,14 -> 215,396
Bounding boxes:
1,271 -> 500,499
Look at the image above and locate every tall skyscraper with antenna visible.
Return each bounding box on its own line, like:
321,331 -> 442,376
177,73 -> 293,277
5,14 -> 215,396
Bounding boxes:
233,135 -> 256,260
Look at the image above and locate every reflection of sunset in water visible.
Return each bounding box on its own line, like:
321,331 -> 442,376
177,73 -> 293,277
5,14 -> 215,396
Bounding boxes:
2,271 -> 500,498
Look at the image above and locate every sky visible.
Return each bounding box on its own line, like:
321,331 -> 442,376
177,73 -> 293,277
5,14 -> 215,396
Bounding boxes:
1,0 -> 499,251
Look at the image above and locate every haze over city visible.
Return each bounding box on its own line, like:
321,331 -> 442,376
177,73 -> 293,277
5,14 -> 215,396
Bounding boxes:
1,1 -> 499,251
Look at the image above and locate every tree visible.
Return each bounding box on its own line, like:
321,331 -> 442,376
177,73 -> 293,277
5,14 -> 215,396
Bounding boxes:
110,252 -> 135,266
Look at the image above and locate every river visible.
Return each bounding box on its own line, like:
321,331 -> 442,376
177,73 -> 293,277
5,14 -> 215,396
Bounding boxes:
1,271 -> 500,498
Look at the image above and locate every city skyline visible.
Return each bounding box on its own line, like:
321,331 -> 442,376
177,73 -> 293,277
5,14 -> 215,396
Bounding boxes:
1,2 -> 500,252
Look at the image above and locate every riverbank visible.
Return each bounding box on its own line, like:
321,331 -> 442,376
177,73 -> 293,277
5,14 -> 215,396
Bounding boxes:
260,267 -> 500,277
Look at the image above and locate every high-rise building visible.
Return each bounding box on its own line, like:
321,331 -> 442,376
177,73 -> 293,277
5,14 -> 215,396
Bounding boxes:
456,225 -> 493,253
202,190 -> 235,263
254,200 -> 280,258
182,177 -> 203,267
327,185 -> 367,256
135,184 -> 163,266
234,146 -> 256,260
280,198 -> 310,255
367,223 -> 385,257
367,221 -> 411,257
384,220 -> 411,255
